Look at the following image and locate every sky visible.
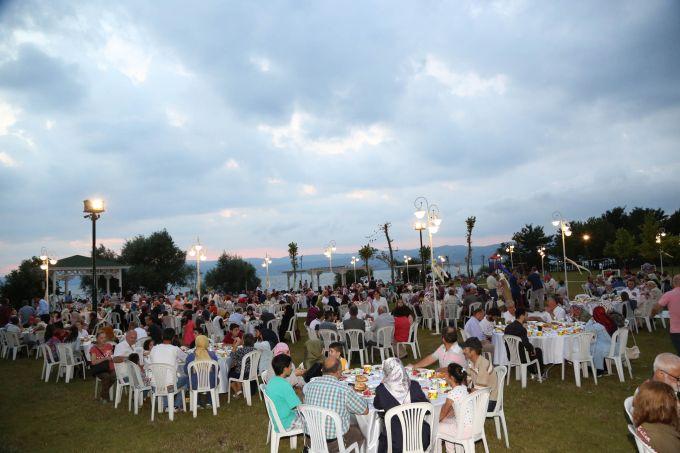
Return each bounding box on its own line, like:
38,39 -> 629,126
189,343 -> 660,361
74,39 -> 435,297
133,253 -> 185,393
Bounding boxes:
0,0 -> 679,274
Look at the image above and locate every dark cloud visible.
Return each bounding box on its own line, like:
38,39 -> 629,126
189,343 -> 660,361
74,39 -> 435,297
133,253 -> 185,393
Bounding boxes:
0,43 -> 85,110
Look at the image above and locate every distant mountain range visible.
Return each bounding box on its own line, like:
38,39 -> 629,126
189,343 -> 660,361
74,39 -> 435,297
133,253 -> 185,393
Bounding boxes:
198,244 -> 502,275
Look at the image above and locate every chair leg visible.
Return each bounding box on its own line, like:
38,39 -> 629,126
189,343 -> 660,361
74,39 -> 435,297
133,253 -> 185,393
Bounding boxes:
520,366 -> 527,388
590,360 -> 598,385
151,395 -> 156,422
168,398 -> 174,421
271,434 -> 279,453
615,358 -> 624,382
561,362 -> 565,381
625,357 -> 633,379
494,416 -> 501,439
501,412 -> 509,448
574,363 -> 581,388
211,390 -> 218,416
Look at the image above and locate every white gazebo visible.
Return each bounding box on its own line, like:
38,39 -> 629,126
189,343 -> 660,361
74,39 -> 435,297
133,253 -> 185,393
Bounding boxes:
49,255 -> 130,296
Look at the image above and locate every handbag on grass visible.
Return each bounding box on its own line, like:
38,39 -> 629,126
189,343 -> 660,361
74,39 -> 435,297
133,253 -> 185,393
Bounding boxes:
626,331 -> 640,360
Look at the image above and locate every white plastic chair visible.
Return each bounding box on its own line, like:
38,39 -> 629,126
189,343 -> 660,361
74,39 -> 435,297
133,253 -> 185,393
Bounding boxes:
297,404 -> 361,453
420,304 -> 434,330
634,302 -> 655,333
285,317 -> 297,343
486,366 -> 509,448
113,361 -> 131,409
261,369 -> 271,384
343,329 -> 366,368
318,329 -> 340,354
40,343 -> 58,382
110,312 -> 122,330
370,326 -> 395,363
0,330 -> 8,358
396,321 -> 421,360
605,328 -> 633,382
627,424 -> 655,453
149,362 -> 186,421
435,387 -> 491,453
503,335 -> 541,388
126,361 -> 151,415
261,384 -> 303,453
267,319 -> 281,342
5,331 -> 29,360
227,350 -> 261,406
56,343 -> 86,383
561,332 -> 597,387
458,329 -> 469,343
385,401 -> 434,453
624,396 -> 634,422
466,302 -> 482,322
444,303 -> 458,328
187,360 -> 220,417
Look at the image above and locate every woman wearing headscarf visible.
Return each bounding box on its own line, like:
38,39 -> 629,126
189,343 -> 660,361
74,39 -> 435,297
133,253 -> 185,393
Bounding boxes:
592,306 -> 617,336
302,338 -> 324,382
280,304 -> 295,341
270,342 -> 306,387
184,335 -> 218,407
585,307 -> 613,375
373,358 -> 430,453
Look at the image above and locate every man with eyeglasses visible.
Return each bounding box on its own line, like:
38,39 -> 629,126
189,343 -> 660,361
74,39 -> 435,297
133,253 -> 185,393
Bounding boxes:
652,353 -> 680,397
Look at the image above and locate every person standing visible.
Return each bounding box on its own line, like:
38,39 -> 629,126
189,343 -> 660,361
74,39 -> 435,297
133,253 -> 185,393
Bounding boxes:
527,267 -> 545,311
654,274 -> 680,354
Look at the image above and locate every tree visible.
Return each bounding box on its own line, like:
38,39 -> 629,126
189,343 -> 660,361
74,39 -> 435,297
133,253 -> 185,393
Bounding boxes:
334,269 -> 368,286
665,208 -> 680,235
465,216 -> 476,278
511,224 -> 550,269
80,244 -> 120,293
288,242 -> 299,290
638,214 -> 662,261
0,257 -> 45,306
119,229 -> 190,292
205,252 -> 260,292
358,244 -> 377,279
419,245 -> 431,263
380,223 -> 396,283
604,228 -> 637,265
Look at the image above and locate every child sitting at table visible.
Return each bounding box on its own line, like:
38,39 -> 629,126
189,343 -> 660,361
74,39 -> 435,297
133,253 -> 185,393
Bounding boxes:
328,342 -> 348,371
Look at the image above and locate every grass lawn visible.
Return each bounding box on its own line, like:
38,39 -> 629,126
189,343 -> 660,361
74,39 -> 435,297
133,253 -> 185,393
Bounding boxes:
0,317 -> 676,453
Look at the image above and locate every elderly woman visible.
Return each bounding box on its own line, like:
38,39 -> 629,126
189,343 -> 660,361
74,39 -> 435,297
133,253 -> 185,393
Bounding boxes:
373,358 -> 430,453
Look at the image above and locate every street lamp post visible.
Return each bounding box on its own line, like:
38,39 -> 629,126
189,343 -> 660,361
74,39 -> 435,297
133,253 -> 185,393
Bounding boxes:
414,221 -> 427,286
505,245 -> 515,269
414,196 -> 442,335
323,240 -> 337,273
403,255 -> 412,283
656,228 -> 667,275
351,256 -> 358,283
188,238 -> 207,301
39,248 -> 57,304
261,254 -> 272,290
552,211 -> 572,299
537,246 -> 546,277
83,199 -> 105,311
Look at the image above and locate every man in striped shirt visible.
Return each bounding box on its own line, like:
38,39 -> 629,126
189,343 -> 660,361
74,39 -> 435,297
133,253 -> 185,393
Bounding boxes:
303,357 -> 367,451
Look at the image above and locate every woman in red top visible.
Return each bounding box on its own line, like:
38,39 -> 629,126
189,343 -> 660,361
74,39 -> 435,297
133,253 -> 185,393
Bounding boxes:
90,331 -> 115,402
392,300 -> 415,358
182,313 -> 196,347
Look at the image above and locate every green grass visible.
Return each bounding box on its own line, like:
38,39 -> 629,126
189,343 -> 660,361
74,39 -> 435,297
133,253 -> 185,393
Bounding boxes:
0,318 -> 676,453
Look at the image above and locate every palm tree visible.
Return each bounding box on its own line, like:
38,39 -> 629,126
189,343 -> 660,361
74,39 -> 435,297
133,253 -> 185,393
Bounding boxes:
465,216 -> 476,277
358,244 -> 376,280
288,242 -> 299,290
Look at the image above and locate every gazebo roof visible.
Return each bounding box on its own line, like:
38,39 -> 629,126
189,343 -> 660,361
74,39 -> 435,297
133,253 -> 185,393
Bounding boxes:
53,254 -> 128,269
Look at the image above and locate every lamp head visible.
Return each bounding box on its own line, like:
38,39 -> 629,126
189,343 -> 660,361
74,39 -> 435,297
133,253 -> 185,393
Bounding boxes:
39,255 -> 48,261
83,198 -> 105,214
50,259 -> 57,265
551,220 -> 560,227
428,225 -> 439,234
414,209 -> 426,220
188,249 -> 196,257
40,264 -> 48,270
200,255 -> 206,261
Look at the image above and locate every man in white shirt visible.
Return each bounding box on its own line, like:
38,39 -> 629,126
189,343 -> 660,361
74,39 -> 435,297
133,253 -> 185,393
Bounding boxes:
620,279 -> 640,303
149,328 -> 188,410
546,298 -> 567,321
479,310 -> 496,338
113,330 -> 138,362
502,303 -> 516,323
544,275 -> 557,295
130,321 -> 147,340
409,327 -> 466,371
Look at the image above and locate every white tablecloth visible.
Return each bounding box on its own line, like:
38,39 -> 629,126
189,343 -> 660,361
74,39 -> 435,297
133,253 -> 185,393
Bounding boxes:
492,332 -> 578,366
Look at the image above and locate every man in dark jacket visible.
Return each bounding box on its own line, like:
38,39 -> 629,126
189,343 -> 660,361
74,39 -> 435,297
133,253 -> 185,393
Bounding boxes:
503,308 -> 544,376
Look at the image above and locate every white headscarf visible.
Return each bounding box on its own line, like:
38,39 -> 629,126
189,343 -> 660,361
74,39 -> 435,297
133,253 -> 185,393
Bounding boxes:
382,358 -> 411,404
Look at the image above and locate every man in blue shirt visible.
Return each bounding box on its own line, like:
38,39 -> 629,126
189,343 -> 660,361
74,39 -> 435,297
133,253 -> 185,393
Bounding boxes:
265,354 -> 302,433
36,296 -> 49,317
527,267 -> 545,311
464,307 -> 494,353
